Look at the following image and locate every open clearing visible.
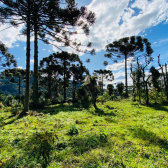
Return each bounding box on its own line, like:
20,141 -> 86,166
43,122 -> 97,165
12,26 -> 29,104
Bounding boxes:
0,99 -> 168,167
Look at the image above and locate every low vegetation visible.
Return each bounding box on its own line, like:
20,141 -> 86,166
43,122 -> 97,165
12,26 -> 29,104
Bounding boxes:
1,99 -> 168,167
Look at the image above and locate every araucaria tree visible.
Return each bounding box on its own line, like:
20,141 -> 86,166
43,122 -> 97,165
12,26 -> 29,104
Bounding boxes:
70,63 -> 89,103
116,82 -> 124,95
107,84 -> 114,96
1,68 -> 27,103
0,42 -> 17,70
83,75 -> 98,108
94,69 -> 114,95
0,0 -> 96,108
105,36 -> 153,97
39,51 -> 84,103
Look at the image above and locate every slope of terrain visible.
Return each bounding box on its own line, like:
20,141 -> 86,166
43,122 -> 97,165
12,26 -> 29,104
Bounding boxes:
0,99 -> 168,167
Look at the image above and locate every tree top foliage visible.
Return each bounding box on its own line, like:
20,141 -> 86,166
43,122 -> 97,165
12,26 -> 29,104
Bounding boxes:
94,69 -> 113,75
0,0 -> 96,54
39,51 -> 82,68
0,42 -> 17,70
104,36 -> 153,64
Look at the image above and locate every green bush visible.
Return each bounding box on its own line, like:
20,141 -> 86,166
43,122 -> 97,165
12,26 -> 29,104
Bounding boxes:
51,93 -> 63,104
68,125 -> 79,136
0,102 -> 4,109
29,99 -> 45,109
26,131 -> 58,168
11,106 -> 23,115
102,93 -> 111,101
4,106 -> 12,112
0,94 -> 6,102
97,93 -> 111,104
99,132 -> 108,143
77,86 -> 90,107
3,95 -> 14,107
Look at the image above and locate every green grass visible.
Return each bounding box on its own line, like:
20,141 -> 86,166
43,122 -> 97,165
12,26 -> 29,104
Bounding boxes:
1,99 -> 168,167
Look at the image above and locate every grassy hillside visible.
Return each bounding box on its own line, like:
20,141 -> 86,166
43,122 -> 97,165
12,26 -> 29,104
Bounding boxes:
0,99 -> 168,167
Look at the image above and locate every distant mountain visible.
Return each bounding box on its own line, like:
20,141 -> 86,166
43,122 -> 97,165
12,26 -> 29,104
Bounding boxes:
0,77 -> 83,97
0,76 -> 34,96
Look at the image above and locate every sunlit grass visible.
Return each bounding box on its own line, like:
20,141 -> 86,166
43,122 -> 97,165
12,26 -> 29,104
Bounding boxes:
0,99 -> 168,167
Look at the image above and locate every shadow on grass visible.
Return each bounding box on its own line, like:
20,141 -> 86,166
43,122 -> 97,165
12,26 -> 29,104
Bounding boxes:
147,103 -> 168,112
0,115 -> 18,127
34,102 -> 92,115
94,107 -> 116,117
70,133 -> 109,155
37,103 -> 87,115
130,127 -> 168,150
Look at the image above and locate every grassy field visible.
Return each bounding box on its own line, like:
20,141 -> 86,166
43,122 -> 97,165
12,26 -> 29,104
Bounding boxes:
0,99 -> 168,168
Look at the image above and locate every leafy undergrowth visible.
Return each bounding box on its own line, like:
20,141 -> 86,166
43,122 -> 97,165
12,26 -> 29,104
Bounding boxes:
1,99 -> 168,167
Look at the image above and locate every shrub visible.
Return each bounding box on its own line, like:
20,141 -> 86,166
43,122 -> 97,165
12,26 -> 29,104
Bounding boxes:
96,96 -> 102,102
99,132 -> 108,143
0,94 -> 6,102
116,82 -> 124,95
45,99 -> 51,106
68,125 -> 79,135
29,100 -> 45,109
3,95 -> 14,107
51,93 -> 63,104
11,106 -> 23,115
0,102 -> 4,109
102,93 -> 111,101
4,106 -> 12,112
77,86 -> 90,106
26,131 -> 58,168
97,93 -> 111,104
149,88 -> 159,103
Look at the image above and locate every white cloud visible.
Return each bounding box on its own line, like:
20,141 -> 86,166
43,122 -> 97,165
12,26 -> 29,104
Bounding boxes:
106,57 -> 137,71
0,22 -> 24,48
1,0 -> 168,53
15,43 -> 19,47
42,49 -> 46,51
24,47 -> 26,50
114,70 -> 126,79
105,57 -> 153,85
0,15 -> 34,48
141,34 -> 148,37
153,42 -> 157,44
17,66 -> 23,69
159,38 -> 168,43
60,0 -> 168,54
48,50 -> 51,53
18,58 -> 20,60
30,59 -> 34,65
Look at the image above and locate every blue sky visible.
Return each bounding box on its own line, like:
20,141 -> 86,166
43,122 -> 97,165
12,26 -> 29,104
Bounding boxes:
1,0 -> 168,87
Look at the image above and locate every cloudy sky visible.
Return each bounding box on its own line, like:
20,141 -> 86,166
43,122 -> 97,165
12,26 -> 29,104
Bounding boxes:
1,0 -> 168,87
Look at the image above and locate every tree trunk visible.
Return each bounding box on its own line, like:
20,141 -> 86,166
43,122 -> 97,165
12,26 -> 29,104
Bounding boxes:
102,73 -> 103,95
19,75 -> 20,103
145,81 -> 149,105
161,67 -> 168,100
125,54 -> 128,97
23,0 -> 31,114
143,69 -> 146,103
32,5 -> 39,108
138,89 -> 141,104
48,71 -> 52,99
63,56 -> 66,102
92,80 -> 97,108
72,77 -> 75,103
165,65 -> 168,101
